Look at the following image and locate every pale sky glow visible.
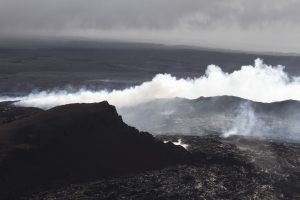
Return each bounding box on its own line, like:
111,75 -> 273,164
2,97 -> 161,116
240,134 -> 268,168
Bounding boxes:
0,0 -> 300,53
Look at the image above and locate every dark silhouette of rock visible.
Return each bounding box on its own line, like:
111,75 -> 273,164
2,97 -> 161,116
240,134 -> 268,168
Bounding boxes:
0,101 -> 43,125
0,101 -> 189,199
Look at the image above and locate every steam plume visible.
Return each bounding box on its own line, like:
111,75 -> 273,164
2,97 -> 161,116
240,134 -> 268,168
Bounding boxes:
1,58 -> 300,109
222,102 -> 258,138
222,101 -> 300,141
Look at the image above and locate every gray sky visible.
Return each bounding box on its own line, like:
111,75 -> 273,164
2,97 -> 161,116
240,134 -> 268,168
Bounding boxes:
0,0 -> 300,53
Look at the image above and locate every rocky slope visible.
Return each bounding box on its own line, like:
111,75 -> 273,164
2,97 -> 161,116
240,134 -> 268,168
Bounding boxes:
0,102 -> 189,199
27,135 -> 300,200
1,100 -> 299,199
0,101 -> 43,125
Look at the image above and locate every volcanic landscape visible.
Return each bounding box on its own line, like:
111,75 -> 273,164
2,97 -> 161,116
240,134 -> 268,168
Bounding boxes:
0,46 -> 300,199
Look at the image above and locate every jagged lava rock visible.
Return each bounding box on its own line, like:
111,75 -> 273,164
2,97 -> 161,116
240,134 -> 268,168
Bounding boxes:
0,101 -> 189,198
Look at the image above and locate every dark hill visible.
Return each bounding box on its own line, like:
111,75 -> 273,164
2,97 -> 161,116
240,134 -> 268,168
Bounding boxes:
0,101 -> 189,199
0,101 -> 43,125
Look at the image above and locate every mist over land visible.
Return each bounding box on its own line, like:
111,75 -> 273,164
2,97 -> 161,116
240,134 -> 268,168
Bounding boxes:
1,0 -> 300,199
0,43 -> 300,199
2,58 -> 300,107
1,46 -> 300,140
1,46 -> 300,96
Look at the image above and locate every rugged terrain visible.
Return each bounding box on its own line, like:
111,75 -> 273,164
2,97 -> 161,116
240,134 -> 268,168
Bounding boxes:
0,102 -> 188,199
0,101 -> 43,125
26,135 -> 300,200
120,96 -> 300,141
0,101 -> 299,199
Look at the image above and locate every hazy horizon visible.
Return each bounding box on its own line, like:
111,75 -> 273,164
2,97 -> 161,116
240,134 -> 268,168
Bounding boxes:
1,0 -> 300,53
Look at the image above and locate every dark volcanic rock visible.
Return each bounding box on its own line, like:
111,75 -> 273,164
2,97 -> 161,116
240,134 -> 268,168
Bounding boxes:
0,102 -> 189,199
0,101 -> 43,125
28,135 -> 300,200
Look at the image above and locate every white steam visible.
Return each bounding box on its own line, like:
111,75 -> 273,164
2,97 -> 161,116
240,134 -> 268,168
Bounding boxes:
164,139 -> 189,149
1,58 -> 300,109
221,102 -> 300,141
222,102 -> 258,138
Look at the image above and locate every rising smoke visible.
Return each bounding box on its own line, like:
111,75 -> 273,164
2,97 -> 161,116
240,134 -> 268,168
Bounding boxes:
1,58 -> 300,109
1,59 -> 300,141
222,102 -> 258,138
119,96 -> 300,142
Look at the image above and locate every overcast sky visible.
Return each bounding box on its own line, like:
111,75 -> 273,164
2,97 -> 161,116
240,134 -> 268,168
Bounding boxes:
0,0 -> 300,53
